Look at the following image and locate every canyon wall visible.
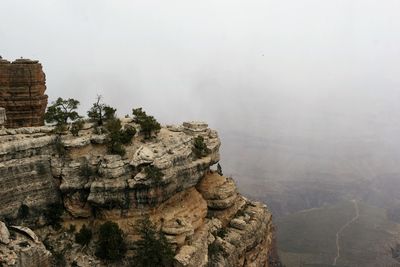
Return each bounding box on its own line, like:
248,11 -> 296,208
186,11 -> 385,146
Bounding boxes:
0,121 -> 281,267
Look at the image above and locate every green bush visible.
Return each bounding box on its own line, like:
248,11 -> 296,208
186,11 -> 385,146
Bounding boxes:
54,136 -> 66,157
192,136 -> 210,158
70,119 -> 84,136
17,204 -> 30,219
79,161 -> 94,178
36,163 -> 47,175
132,217 -> 174,267
44,203 -> 64,230
105,118 -> 136,156
95,221 -> 126,261
87,95 -> 116,126
216,228 -> 228,238
144,165 -> 164,181
45,97 -> 81,131
208,242 -> 222,258
75,224 -> 92,246
132,108 -> 161,139
52,251 -> 66,267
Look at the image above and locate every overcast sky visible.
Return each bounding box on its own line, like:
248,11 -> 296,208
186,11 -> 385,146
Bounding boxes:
2,1 -> 400,178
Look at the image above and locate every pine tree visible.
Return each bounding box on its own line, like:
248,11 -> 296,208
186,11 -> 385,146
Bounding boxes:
132,217 -> 174,267
132,108 -> 161,139
95,221 -> 127,261
87,95 -> 116,126
44,97 -> 81,128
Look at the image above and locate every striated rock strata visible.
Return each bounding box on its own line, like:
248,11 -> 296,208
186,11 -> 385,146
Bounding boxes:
0,121 -> 281,267
0,58 -> 48,128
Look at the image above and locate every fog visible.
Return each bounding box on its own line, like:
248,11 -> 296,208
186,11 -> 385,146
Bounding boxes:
2,0 -> 400,187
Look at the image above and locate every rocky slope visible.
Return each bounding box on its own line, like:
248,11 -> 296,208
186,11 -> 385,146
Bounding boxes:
0,121 -> 280,267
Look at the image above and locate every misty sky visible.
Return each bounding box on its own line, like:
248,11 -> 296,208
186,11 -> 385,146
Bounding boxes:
2,0 -> 400,182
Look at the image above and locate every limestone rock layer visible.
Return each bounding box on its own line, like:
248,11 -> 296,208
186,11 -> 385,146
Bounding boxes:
0,58 -> 48,128
0,121 -> 281,267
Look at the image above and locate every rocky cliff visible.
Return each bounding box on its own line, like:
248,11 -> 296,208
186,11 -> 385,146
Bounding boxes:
0,58 -> 48,128
0,121 -> 281,267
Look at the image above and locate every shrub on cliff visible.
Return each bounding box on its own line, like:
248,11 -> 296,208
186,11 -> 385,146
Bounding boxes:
95,221 -> 127,261
87,95 -> 116,126
192,135 -> 210,158
54,136 -> 67,157
75,224 -> 92,246
131,217 -> 174,267
70,119 -> 84,136
144,165 -> 164,181
44,203 -> 64,230
17,204 -> 30,219
132,108 -> 161,139
45,97 -> 81,130
105,117 -> 136,156
79,160 -> 95,178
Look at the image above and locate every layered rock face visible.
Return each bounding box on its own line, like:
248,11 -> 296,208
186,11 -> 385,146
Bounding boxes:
0,58 -> 48,128
0,107 -> 5,127
0,121 -> 281,267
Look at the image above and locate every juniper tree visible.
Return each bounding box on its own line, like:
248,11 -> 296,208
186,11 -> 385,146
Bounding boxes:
132,108 -> 161,139
131,217 -> 174,267
44,98 -> 81,129
87,95 -> 116,126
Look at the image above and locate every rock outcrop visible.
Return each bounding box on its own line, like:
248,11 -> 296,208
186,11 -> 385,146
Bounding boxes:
0,58 -> 48,128
0,121 -> 281,267
0,222 -> 52,267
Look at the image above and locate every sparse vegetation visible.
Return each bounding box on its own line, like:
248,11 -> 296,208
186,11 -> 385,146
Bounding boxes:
79,161 -> 94,178
105,117 -> 136,156
70,119 -> 84,136
75,224 -> 92,246
52,251 -> 66,267
216,227 -> 228,238
87,95 -> 117,126
95,221 -> 126,261
208,242 -> 223,258
132,108 -> 161,139
36,163 -> 47,175
54,136 -> 66,157
17,204 -> 30,219
192,135 -> 210,158
144,165 -> 164,181
44,203 -> 64,230
44,97 -> 81,130
131,217 -> 174,267
68,224 -> 76,233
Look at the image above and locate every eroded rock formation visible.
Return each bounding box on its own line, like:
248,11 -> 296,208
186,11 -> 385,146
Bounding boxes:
0,222 -> 52,267
0,58 -> 48,128
0,121 -> 281,267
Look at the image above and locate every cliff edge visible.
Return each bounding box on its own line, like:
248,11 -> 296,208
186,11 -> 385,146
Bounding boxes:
0,121 -> 281,267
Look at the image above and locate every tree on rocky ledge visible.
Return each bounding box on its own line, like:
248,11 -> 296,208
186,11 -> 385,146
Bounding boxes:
95,221 -> 127,262
105,117 -> 136,156
131,217 -> 174,267
87,95 -> 116,126
192,136 -> 210,158
132,108 -> 161,139
44,97 -> 81,131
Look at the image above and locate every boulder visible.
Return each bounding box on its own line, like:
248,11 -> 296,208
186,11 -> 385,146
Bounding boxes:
0,221 -> 10,244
